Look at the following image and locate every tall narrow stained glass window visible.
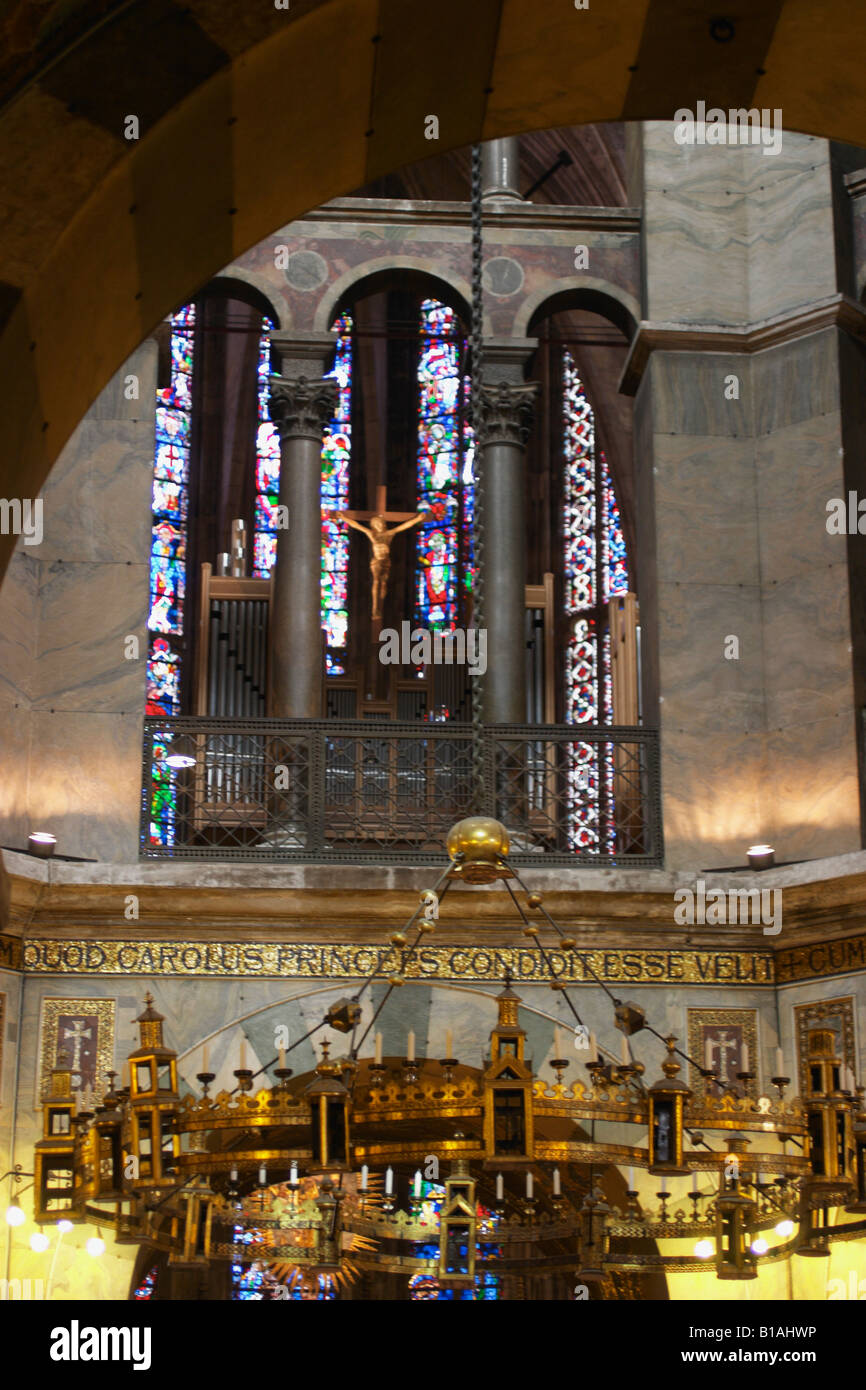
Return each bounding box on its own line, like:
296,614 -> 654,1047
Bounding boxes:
147,305 -> 195,849
321,313 -> 353,673
562,349 -> 629,851
415,299 -> 474,632
252,318 -> 281,579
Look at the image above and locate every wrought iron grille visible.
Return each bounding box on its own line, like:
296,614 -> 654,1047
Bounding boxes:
141,718 -> 662,865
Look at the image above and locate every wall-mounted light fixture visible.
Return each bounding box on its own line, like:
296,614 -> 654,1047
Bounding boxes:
747,844 -> 775,870
28,831 -> 56,859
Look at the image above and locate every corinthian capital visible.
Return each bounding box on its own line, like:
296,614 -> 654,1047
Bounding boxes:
476,380 -> 539,449
269,375 -> 338,441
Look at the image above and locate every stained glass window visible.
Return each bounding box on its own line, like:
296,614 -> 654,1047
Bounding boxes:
562,350 -> 629,852
416,300 -> 473,632
133,1265 -> 157,1300
147,305 -> 195,848
321,313 -> 353,674
252,319 -> 282,579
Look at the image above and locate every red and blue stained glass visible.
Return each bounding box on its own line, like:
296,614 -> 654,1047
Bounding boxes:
252,318 -> 282,579
321,313 -> 353,674
408,1181 -> 501,1300
562,350 -> 629,852
416,300 -> 472,631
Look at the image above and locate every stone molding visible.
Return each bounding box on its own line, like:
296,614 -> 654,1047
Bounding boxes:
301,196 -> 641,235
269,374 -> 337,441
619,293 -> 866,395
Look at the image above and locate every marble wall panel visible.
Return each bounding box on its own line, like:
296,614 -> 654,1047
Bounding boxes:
0,703 -> 32,850
40,419 -> 154,565
760,564 -> 854,732
652,431 -> 759,586
751,329 -> 840,436
659,726 -> 767,870
743,135 -> 836,324
33,560 -> 148,713
646,352 -> 751,438
754,407 -> 846,587
657,580 -> 765,736
27,710 -> 144,862
765,711 -> 861,861
0,550 -> 37,708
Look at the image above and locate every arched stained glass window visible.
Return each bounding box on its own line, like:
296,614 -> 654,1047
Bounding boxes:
562,349 -> 629,852
147,305 -> 194,718
415,299 -> 474,632
321,312 -> 353,673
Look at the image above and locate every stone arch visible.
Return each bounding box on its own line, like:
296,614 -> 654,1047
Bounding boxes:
203,273 -> 287,329
314,259 -> 472,331
517,278 -> 640,342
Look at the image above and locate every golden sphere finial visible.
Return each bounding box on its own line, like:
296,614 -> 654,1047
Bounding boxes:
446,816 -> 512,884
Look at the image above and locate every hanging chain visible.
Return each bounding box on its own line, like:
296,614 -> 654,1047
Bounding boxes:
469,144 -> 485,808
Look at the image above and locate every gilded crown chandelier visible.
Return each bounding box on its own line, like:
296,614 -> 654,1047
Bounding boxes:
27,819 -> 866,1296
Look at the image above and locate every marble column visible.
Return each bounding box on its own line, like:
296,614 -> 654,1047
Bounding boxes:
476,341 -> 538,724
268,333 -> 337,718
481,138 -> 522,201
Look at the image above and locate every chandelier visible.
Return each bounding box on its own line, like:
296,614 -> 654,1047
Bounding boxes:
23,818 -> 866,1297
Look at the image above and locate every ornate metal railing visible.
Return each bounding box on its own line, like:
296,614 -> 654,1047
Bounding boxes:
141,718 -> 663,866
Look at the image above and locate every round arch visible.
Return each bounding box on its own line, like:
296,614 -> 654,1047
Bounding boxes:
518,278 -> 641,342
201,273 -> 285,329
315,259 -> 472,331
1,0 -> 866,598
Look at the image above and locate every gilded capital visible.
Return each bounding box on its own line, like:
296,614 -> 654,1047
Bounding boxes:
475,380 -> 538,449
269,374 -> 338,441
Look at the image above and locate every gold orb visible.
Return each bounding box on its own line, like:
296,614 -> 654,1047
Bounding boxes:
560,936 -> 576,950
446,817 -> 511,884
390,932 -> 407,947
522,924 -> 539,938
527,893 -> 542,910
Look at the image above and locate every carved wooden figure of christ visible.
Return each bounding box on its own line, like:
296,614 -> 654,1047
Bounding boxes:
327,486 -> 428,627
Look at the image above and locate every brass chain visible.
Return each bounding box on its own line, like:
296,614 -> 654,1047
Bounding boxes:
469,144 -> 485,808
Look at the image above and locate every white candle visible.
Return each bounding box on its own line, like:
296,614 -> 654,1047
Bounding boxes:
374,1032 -> 383,1065
660,1176 -> 667,1193
740,1042 -> 749,1072
691,1170 -> 698,1193
414,1170 -> 422,1198
385,1167 -> 394,1195
495,1173 -> 504,1201
240,1037 -> 247,1071
201,1044 -> 209,1073
360,1164 -> 368,1191
258,1165 -> 267,1187
278,1044 -> 286,1070
525,1171 -> 534,1199
775,1047 -> 784,1076
554,1027 -> 562,1058
589,1032 -> 597,1064
445,1029 -> 453,1059
705,1038 -> 714,1070
407,1030 -> 415,1062
552,1167 -> 561,1196
628,1167 -> 635,1191
290,1161 -> 298,1184
230,1168 -> 238,1183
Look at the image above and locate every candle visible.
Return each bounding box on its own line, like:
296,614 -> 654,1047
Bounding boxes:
385,1167 -> 394,1195
660,1176 -> 667,1194
692,1170 -> 698,1193
554,1027 -> 562,1058
628,1167 -> 635,1192
258,1165 -> 267,1187
445,1029 -> 453,1059
230,1168 -> 238,1183
374,1032 -> 383,1065
201,1044 -> 209,1074
775,1047 -> 784,1076
413,1170 -> 422,1198
278,1044 -> 286,1070
360,1164 -> 368,1191
525,1171 -> 534,1199
240,1037 -> 247,1071
589,1032 -> 597,1064
495,1173 -> 504,1201
552,1167 -> 561,1196
407,1030 -> 415,1062
621,1034 -> 629,1065
290,1161 -> 298,1184
705,1038 -> 714,1071
740,1042 -> 749,1072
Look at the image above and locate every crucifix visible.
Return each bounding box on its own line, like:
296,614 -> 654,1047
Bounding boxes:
327,485 -> 428,634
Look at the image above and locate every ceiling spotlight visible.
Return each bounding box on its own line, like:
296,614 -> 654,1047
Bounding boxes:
709,16 -> 735,42
747,844 -> 775,870
28,831 -> 56,859
775,1219 -> 795,1238
165,755 -> 196,770
750,1237 -> 769,1256
694,1238 -> 714,1259
5,1202 -> 25,1227
30,1231 -> 50,1252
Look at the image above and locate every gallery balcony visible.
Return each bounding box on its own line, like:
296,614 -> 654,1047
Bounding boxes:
141,717 -> 663,867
